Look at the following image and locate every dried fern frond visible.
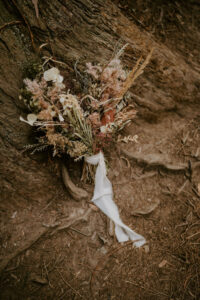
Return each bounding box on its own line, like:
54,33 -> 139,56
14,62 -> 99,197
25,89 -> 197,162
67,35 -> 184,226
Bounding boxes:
31,144 -> 49,154
22,143 -> 41,152
22,143 -> 49,154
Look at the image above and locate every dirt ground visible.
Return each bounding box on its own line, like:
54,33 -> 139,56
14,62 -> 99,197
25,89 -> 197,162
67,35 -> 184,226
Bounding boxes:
0,0 -> 200,299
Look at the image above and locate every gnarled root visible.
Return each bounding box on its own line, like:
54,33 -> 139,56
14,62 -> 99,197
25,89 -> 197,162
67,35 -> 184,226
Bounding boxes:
62,164 -> 88,201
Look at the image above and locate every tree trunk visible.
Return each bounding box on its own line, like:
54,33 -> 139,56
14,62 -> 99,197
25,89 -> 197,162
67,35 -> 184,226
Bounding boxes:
0,0 -> 199,206
0,0 -> 200,298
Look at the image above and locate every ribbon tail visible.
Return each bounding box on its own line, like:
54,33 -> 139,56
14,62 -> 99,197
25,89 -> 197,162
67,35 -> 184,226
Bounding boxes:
86,152 -> 146,247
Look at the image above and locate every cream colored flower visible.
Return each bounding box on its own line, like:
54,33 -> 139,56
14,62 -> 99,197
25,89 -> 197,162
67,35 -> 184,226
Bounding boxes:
58,114 -> 64,122
43,67 -> 64,88
100,125 -> 107,133
20,113 -> 37,126
59,93 -> 83,116
44,67 -> 59,81
100,123 -> 115,134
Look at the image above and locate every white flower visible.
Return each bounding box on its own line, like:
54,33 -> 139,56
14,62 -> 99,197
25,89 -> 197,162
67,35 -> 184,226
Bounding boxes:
100,125 -> 107,133
44,67 -> 60,81
59,96 -> 65,104
59,93 -> 79,112
20,114 -> 37,126
58,114 -> 64,122
57,82 -> 65,89
50,110 -> 56,117
43,68 -> 64,88
56,75 -> 63,83
27,114 -> 38,125
100,123 -> 115,134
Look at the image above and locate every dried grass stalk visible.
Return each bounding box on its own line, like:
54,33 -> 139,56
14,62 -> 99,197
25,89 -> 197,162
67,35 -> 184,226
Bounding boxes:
116,48 -> 154,100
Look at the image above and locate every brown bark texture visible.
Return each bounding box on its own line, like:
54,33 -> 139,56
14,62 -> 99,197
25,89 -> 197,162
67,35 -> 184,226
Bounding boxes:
0,0 -> 199,205
0,0 -> 200,299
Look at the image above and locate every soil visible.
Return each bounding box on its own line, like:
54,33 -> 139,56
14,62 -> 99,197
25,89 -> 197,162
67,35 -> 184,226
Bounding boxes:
0,0 -> 200,299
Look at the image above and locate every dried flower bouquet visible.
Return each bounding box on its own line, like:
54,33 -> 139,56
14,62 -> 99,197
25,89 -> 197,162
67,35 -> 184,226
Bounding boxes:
20,46 -> 153,164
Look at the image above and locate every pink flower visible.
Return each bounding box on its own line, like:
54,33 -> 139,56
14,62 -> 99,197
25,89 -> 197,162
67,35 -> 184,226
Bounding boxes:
86,62 -> 102,79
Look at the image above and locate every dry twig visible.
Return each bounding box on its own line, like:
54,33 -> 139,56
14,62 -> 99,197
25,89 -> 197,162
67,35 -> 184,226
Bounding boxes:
57,269 -> 86,299
42,56 -> 74,71
0,20 -> 22,32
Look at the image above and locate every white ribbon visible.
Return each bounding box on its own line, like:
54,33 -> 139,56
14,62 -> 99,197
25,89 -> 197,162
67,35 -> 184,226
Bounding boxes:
86,152 -> 146,247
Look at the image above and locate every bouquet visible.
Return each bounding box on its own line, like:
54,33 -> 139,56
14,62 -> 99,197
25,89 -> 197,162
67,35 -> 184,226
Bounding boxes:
20,45 -> 153,246
20,46 -> 153,162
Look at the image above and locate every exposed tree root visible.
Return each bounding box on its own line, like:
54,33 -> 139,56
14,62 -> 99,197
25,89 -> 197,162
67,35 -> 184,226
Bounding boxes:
0,209 -> 91,274
121,149 -> 188,171
122,149 -> 200,174
50,208 -> 91,236
0,226 -> 49,274
62,164 -> 88,201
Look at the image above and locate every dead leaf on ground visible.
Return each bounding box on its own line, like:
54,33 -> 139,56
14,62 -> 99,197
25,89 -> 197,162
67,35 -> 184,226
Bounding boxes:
158,259 -> 168,268
131,197 -> 160,215
89,204 -> 99,212
30,274 -> 48,285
